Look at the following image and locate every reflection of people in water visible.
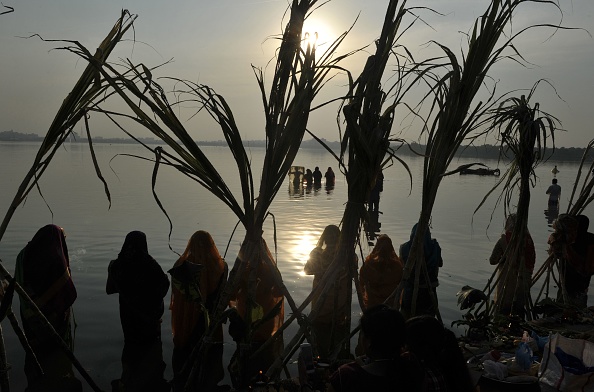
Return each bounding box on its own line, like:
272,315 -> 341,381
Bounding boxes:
544,204 -> 559,226
324,167 -> 336,186
312,167 -> 322,187
368,171 -> 384,213
364,212 -> 382,244
546,178 -> 561,207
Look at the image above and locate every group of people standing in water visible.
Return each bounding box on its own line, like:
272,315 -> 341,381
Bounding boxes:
298,166 -> 335,188
12,225 -> 285,391
12,222 -> 461,391
304,225 -> 473,392
487,179 -> 594,316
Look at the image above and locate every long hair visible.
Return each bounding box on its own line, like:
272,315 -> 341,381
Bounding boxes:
317,224 -> 340,249
176,230 -> 225,294
366,234 -> 400,265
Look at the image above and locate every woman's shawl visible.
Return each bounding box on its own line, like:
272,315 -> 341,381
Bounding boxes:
360,236 -> 403,309
169,232 -> 227,348
15,224 -> 77,318
399,224 -> 442,286
107,231 -> 169,343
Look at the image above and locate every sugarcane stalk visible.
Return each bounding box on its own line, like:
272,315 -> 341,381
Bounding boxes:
0,324 -> 9,391
6,309 -> 42,378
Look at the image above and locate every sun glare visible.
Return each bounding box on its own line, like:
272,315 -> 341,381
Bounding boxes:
295,232 -> 319,276
301,18 -> 335,51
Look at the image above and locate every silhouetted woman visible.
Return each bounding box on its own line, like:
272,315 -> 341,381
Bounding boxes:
169,230 -> 227,391
304,224 -> 351,359
360,234 -> 403,310
405,316 -> 475,392
15,224 -> 81,392
107,231 -> 170,392
399,224 -> 443,318
489,213 -> 535,315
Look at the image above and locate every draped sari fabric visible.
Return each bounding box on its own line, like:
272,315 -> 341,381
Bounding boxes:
360,234 -> 403,309
169,230 -> 227,390
15,224 -> 80,391
400,224 -> 443,317
489,214 -> 535,315
304,225 -> 352,360
106,230 -> 169,391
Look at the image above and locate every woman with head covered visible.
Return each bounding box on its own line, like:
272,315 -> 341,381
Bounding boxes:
169,230 -> 227,390
304,225 -> 353,360
489,213 -> 535,315
15,224 -> 81,391
107,230 -> 170,392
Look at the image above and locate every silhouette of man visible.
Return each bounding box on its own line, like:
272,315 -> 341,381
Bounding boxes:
312,167 -> 322,186
546,178 -> 561,207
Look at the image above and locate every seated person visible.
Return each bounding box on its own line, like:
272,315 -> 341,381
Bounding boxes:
405,315 -> 475,392
328,304 -> 422,392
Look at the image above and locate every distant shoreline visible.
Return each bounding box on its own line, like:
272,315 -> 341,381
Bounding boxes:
1,130 -> 591,162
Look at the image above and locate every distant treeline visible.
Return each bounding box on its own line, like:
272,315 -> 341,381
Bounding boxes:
1,130 -> 591,162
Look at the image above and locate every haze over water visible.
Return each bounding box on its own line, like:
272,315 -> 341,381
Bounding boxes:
0,141 -> 591,390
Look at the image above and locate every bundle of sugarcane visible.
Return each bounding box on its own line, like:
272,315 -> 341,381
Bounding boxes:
266,0 -> 418,375
391,0 -> 566,319
56,0 -> 351,387
487,87 -> 559,319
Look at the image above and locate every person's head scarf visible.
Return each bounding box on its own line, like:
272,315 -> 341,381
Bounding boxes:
119,230 -> 149,258
366,234 -> 400,265
19,224 -> 76,315
179,231 -> 223,266
113,230 -> 162,294
409,223 -> 433,255
174,230 -> 225,297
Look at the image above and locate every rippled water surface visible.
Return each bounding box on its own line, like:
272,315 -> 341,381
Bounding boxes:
0,142 -> 591,390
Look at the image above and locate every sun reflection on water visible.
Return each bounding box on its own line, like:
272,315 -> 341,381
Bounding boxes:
293,230 -> 319,276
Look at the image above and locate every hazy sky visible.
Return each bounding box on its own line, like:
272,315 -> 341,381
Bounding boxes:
1,0 -> 592,147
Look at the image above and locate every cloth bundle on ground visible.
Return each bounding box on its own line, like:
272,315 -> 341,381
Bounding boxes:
539,333 -> 594,392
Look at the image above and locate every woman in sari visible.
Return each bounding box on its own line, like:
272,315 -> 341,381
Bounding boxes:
399,224 -> 443,318
359,234 -> 403,310
489,213 -> 535,315
14,224 -> 81,392
357,235 -> 403,356
106,231 -> 170,392
304,225 -> 352,360
169,230 -> 227,391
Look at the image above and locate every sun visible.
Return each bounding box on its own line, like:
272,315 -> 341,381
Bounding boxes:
301,17 -> 336,50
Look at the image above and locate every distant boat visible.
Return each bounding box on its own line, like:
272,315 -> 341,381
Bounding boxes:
460,167 -> 500,176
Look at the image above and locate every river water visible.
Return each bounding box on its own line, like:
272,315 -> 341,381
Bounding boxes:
0,141 -> 591,390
